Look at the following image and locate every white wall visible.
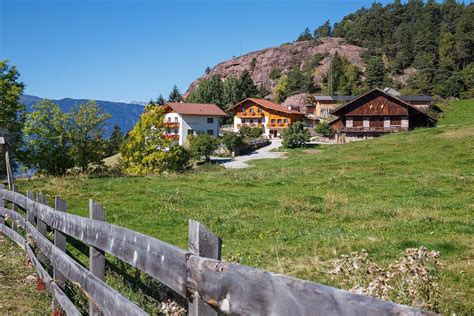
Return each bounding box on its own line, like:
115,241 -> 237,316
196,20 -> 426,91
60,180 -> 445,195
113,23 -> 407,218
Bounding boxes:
181,115 -> 221,146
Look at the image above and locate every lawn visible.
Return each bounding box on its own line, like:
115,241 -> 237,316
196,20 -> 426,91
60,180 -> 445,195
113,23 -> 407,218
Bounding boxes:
16,100 -> 474,314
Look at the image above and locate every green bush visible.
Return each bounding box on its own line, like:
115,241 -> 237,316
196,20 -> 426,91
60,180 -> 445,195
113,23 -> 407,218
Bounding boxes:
164,145 -> 191,172
221,132 -> 244,152
282,121 -> 310,148
239,125 -> 262,140
188,134 -> 219,162
315,121 -> 333,137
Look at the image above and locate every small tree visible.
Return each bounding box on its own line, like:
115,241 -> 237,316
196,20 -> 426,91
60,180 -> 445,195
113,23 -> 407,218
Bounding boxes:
239,125 -> 262,140
188,134 -> 219,162
22,99 -> 73,175
168,85 -> 182,102
297,27 -> 313,41
315,121 -> 333,137
163,145 -> 191,172
156,94 -> 166,105
282,121 -> 310,148
121,106 -> 169,175
221,132 -> 244,153
106,124 -> 124,157
69,101 -> 111,172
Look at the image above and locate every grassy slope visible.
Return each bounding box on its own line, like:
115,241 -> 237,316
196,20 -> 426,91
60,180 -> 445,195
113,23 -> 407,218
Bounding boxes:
0,236 -> 51,314
19,100 -> 473,314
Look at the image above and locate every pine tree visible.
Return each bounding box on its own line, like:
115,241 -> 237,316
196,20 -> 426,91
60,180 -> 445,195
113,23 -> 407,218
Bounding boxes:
168,85 -> 182,102
365,56 -> 388,89
156,94 -> 166,105
238,70 -> 258,99
314,20 -> 331,38
296,27 -> 313,41
106,124 -> 124,157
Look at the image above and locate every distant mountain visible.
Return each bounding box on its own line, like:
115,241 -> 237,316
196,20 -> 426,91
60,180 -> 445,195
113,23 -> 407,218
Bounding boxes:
20,95 -> 144,136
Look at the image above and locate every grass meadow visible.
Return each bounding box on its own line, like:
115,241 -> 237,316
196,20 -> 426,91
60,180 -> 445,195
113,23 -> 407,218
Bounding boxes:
15,100 -> 474,314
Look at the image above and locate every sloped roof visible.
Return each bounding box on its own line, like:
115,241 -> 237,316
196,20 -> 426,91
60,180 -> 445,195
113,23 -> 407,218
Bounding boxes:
399,96 -> 435,102
330,88 -> 436,120
164,102 -> 226,116
228,98 -> 305,115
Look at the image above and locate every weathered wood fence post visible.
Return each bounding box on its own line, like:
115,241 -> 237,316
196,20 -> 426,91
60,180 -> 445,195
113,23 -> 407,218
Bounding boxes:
53,196 -> 67,315
26,191 -> 35,224
188,220 -> 221,316
36,193 -> 48,237
89,199 -> 105,316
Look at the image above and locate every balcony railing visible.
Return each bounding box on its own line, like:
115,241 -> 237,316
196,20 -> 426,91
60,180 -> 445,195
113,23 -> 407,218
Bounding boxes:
163,134 -> 179,140
268,123 -> 289,128
342,126 -> 408,133
237,112 -> 264,118
165,122 -> 180,128
237,123 -> 263,128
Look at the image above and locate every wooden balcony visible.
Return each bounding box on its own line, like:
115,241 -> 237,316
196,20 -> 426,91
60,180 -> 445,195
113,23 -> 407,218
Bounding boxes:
163,134 -> 179,140
268,123 -> 289,128
341,126 -> 408,133
237,123 -> 263,128
165,122 -> 180,128
237,112 -> 264,118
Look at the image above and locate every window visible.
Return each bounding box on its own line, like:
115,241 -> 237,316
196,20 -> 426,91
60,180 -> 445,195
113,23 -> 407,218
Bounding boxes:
390,116 -> 401,126
258,108 -> 262,113
188,129 -> 194,135
242,108 -> 246,113
207,129 -> 214,135
278,119 -> 282,124
174,129 -> 178,134
207,117 -> 214,124
174,117 -> 178,122
250,119 -> 254,123
167,117 -> 171,122
284,118 -> 288,123
258,119 -> 261,124
271,119 -> 276,123
249,108 -> 255,113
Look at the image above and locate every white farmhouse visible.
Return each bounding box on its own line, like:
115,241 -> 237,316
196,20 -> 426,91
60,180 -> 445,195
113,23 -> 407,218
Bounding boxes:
162,102 -> 227,146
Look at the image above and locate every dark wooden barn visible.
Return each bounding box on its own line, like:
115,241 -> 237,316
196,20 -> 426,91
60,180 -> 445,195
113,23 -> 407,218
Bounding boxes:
329,88 -> 436,139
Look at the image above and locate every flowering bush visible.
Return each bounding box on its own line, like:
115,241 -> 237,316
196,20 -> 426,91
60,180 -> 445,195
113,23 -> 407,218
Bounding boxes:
329,247 -> 440,311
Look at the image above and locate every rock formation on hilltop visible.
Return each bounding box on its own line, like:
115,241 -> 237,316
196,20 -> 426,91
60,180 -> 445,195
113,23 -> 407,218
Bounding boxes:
184,37 -> 365,99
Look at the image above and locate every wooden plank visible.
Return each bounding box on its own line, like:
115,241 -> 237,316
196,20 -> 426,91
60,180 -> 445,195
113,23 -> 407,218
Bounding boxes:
53,196 -> 68,313
22,218 -> 147,316
26,191 -> 35,224
0,223 -> 25,250
186,256 -> 434,316
4,150 -> 14,190
89,199 -> 105,316
11,184 -> 18,231
188,220 -> 221,316
36,193 -> 48,236
0,184 -> 4,231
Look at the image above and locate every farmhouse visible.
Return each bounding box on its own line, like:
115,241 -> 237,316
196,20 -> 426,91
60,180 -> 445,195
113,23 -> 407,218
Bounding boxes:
228,98 -> 306,138
329,88 -> 436,139
162,102 -> 226,146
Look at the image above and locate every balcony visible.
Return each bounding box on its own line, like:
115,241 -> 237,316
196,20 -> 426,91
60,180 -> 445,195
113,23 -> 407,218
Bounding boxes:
163,134 -> 179,140
268,123 -> 289,128
237,123 -> 263,128
341,126 -> 409,133
237,112 -> 264,118
165,122 -> 180,128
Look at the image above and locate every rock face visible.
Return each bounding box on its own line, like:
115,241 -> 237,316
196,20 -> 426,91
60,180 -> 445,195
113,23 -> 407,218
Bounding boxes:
184,37 -> 366,99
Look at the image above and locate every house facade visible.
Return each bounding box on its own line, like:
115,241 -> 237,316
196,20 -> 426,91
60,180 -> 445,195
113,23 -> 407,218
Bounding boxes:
329,89 -> 436,139
228,98 -> 306,138
163,102 -> 227,146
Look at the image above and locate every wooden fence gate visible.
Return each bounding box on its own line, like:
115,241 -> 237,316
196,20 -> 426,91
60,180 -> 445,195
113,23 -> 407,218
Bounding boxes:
0,184 -> 434,315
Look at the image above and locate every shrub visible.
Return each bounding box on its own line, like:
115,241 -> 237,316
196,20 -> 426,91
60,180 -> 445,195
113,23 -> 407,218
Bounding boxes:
329,247 -> 440,311
282,121 -> 310,148
188,134 -> 219,162
163,145 -> 191,172
315,121 -> 333,137
221,132 -> 244,152
269,67 -> 282,80
239,125 -> 262,140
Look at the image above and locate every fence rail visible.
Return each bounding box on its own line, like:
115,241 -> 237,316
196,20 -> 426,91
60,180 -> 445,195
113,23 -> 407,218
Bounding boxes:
0,185 -> 434,316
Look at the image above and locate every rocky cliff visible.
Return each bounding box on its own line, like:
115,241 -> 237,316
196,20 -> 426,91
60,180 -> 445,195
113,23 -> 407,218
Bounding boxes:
184,37 -> 366,99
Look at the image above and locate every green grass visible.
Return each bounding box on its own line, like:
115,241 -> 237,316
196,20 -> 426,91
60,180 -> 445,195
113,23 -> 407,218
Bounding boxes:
0,236 -> 51,315
17,100 -> 474,314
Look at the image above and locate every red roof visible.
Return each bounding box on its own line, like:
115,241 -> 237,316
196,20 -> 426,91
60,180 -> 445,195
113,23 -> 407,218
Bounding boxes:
228,98 -> 305,115
164,102 -> 227,116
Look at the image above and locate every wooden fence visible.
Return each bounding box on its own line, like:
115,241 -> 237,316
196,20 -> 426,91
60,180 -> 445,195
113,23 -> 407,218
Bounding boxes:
0,185 -> 434,316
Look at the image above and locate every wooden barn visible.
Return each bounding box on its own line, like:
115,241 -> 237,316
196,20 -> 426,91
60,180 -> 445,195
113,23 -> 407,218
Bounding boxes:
329,88 -> 436,140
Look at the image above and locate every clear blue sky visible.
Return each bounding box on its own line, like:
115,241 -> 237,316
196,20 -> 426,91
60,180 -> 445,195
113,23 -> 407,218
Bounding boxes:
1,0 -> 468,103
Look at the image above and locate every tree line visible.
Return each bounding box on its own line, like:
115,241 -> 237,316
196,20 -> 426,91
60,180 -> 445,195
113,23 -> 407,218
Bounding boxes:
296,0 -> 474,98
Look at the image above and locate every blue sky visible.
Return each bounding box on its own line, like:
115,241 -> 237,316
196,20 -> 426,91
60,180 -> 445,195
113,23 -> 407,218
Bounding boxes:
1,0 -> 469,103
